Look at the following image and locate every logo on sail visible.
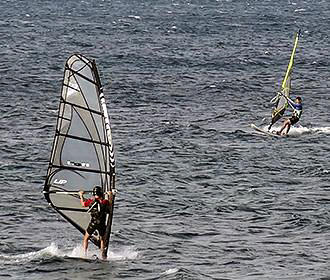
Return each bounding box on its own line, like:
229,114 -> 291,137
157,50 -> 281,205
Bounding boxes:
67,160 -> 90,167
53,179 -> 67,185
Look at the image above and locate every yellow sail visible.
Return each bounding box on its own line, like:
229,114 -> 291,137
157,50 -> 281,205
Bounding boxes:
268,31 -> 300,130
281,31 -> 300,95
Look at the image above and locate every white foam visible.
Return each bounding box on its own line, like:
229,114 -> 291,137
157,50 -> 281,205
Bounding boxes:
0,243 -> 138,264
108,246 -> 139,261
63,244 -> 139,261
289,126 -> 330,136
0,243 -> 59,264
128,15 -> 141,20
162,268 -> 179,275
260,125 -> 330,137
310,127 -> 330,134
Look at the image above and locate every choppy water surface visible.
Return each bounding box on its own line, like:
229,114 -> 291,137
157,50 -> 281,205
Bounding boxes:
1,0 -> 329,279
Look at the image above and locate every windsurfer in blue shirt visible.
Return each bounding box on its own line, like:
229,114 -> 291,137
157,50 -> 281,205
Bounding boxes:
277,96 -> 302,135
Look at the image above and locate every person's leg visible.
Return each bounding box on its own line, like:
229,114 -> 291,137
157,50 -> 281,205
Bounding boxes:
83,232 -> 90,256
284,123 -> 291,135
99,225 -> 108,260
278,119 -> 289,134
285,117 -> 298,135
100,235 -> 107,259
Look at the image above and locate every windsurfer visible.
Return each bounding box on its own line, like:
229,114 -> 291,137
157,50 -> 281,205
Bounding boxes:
277,96 -> 302,135
79,186 -> 113,259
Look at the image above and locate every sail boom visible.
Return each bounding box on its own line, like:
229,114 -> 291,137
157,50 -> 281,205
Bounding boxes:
53,206 -> 89,212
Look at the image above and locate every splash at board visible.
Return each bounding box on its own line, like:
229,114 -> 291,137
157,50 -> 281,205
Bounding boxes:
251,124 -> 330,137
0,243 -> 138,264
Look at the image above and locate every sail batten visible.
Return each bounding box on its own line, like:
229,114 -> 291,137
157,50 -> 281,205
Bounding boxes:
269,31 -> 300,129
55,132 -> 110,146
43,54 -> 116,256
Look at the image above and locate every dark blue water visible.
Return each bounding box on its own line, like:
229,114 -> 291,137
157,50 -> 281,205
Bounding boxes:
1,0 -> 329,279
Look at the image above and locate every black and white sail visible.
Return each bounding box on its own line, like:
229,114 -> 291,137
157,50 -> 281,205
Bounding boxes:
43,54 -> 116,256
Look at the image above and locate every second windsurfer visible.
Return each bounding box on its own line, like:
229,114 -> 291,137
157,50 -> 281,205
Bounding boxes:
277,95 -> 303,135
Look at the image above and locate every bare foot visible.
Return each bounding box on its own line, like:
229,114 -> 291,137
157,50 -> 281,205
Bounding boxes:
101,250 -> 107,260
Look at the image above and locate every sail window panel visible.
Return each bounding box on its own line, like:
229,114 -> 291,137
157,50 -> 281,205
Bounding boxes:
67,55 -> 82,69
77,62 -> 96,83
61,210 -> 90,232
50,193 -> 82,209
56,104 -> 107,145
64,77 -> 81,101
62,72 -> 101,113
74,74 -> 101,112
277,97 -> 287,111
66,56 -> 102,113
70,56 -> 90,77
62,76 -> 88,109
69,108 -> 96,140
72,108 -> 107,144
80,62 -> 94,81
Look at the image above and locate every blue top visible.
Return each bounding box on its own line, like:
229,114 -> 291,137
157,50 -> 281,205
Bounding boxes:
287,98 -> 302,118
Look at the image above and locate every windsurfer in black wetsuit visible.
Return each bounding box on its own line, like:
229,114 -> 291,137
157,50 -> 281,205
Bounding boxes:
79,186 -> 113,259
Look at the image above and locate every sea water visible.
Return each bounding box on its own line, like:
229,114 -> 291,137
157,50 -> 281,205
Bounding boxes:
1,0 -> 329,279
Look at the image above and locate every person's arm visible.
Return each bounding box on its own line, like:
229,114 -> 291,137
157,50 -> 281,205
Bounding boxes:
105,191 -> 113,205
79,191 -> 86,207
286,96 -> 295,107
